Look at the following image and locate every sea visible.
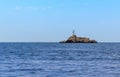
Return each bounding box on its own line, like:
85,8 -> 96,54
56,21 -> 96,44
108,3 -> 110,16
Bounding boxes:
0,43 -> 120,77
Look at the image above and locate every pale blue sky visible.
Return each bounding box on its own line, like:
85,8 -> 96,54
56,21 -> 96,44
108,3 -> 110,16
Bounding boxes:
0,0 -> 120,42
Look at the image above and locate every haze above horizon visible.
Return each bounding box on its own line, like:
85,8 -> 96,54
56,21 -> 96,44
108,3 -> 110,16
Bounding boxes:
0,0 -> 120,42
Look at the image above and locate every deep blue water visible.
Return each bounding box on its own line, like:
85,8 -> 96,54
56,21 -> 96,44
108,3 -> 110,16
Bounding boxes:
0,43 -> 120,77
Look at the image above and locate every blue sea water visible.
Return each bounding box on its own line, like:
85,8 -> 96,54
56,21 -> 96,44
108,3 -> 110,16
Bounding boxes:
0,43 -> 120,77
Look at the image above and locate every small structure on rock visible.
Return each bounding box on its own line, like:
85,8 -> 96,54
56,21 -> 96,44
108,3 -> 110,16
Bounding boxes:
60,30 -> 97,43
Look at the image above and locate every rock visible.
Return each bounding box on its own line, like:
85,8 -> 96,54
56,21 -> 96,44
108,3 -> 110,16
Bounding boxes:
60,34 -> 97,43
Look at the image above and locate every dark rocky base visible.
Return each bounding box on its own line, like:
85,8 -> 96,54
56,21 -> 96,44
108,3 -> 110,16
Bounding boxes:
60,41 -> 97,43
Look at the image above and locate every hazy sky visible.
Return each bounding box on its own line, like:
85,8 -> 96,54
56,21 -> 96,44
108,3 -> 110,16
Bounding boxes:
0,0 -> 120,42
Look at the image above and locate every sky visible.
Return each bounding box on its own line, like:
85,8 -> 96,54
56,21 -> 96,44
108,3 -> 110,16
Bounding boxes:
0,0 -> 120,42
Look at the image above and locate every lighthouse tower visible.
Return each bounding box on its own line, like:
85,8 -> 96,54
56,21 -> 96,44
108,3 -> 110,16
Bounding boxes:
72,30 -> 75,36
72,30 -> 77,42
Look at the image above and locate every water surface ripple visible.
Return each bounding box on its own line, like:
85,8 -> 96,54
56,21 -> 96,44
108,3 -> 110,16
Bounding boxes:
0,43 -> 120,77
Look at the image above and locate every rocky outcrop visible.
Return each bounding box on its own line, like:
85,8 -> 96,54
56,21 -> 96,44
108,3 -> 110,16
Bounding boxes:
60,34 -> 97,43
